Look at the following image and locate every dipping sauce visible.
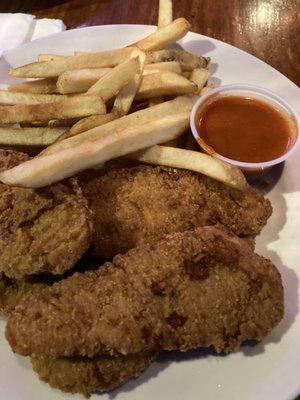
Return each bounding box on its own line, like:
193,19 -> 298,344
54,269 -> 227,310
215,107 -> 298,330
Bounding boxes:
196,95 -> 293,163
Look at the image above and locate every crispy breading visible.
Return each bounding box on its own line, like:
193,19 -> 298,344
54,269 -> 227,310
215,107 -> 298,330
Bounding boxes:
0,274 -> 52,316
0,272 -> 157,397
0,150 -> 93,279
79,166 -> 271,258
31,352 -> 157,397
6,226 -> 283,358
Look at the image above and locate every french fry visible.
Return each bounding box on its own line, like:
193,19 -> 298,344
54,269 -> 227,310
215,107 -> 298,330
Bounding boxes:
38,54 -> 67,62
0,96 -> 106,123
200,86 -> 213,96
145,61 -> 182,74
190,68 -> 210,94
146,49 -> 209,71
0,127 -> 66,147
68,113 -> 117,137
8,78 -> 58,94
42,94 -> 197,155
130,145 -> 247,190
9,47 -> 137,78
0,113 -> 190,188
158,0 -> 173,28
56,68 -> 111,94
112,74 -> 143,116
86,57 -> 141,102
0,90 -> 74,105
57,62 -> 181,95
131,18 -> 190,51
112,51 -> 146,116
135,71 -> 196,100
182,71 -> 191,79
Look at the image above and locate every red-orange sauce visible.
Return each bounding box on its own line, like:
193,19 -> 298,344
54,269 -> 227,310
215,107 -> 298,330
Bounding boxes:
196,95 -> 293,163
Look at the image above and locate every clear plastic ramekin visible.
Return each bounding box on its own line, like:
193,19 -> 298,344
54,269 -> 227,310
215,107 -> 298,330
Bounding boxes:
190,84 -> 300,176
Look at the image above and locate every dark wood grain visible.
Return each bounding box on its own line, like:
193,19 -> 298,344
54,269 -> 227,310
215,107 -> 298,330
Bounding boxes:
1,0 -> 299,85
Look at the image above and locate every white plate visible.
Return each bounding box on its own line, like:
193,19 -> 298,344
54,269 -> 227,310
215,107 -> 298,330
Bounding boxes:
0,25 -> 299,400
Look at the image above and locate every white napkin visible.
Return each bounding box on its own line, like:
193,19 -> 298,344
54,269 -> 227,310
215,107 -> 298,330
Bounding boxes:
0,13 -> 66,56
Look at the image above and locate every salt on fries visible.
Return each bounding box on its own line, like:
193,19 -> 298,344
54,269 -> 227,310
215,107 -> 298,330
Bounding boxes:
0,0 -> 247,193
0,113 -> 190,188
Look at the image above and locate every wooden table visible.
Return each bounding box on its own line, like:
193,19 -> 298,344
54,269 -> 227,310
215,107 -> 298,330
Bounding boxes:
0,0 -> 299,86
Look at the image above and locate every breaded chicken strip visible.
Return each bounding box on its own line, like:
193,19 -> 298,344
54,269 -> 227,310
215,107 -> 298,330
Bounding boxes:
0,150 -> 93,279
79,166 -> 271,258
6,226 -> 283,358
0,274 -> 52,316
0,273 -> 157,397
31,352 -> 157,397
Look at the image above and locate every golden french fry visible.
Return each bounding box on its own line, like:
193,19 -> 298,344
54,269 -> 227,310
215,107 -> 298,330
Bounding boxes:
112,51 -> 146,116
158,0 -> 173,28
86,57 -> 141,102
38,54 -> 67,62
8,78 -> 58,94
56,68 -> 111,94
42,94 -> 197,155
68,113 -> 117,137
73,51 -> 88,56
130,145 -> 247,190
135,71 -> 196,100
0,127 -> 66,147
55,62 -> 181,95
131,18 -> 190,51
146,49 -> 209,71
190,68 -> 210,94
0,90 -> 75,105
9,47 -> 137,78
145,61 -> 182,74
0,96 -> 106,123
0,113 -> 190,188
112,74 -> 143,116
200,86 -> 213,96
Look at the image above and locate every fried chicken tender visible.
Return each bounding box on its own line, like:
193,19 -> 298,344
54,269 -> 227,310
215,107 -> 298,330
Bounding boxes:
31,352 -> 157,397
6,226 -> 283,358
0,150 -> 93,279
79,166 -> 271,258
0,275 -> 157,397
0,274 -> 52,316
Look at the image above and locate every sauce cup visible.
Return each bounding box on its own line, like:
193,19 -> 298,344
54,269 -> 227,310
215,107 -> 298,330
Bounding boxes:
190,84 -> 300,178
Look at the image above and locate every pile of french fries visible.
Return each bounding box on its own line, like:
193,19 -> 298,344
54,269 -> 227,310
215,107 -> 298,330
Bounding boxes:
0,0 -> 247,190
